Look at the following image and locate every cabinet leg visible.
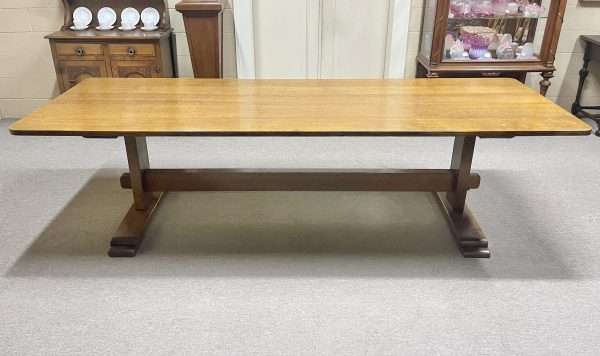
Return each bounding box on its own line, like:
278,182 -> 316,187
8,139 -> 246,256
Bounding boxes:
539,71 -> 554,97
416,62 -> 428,78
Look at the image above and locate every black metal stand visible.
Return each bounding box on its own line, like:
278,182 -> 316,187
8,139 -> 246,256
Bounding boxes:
572,38 -> 600,137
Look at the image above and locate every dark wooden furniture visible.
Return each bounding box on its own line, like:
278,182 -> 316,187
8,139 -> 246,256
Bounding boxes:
175,0 -> 225,78
417,0 -> 567,96
9,78 -> 591,258
47,0 -> 174,93
572,35 -> 600,136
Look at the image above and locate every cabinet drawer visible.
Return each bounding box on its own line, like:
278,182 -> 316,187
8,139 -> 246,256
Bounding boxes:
108,44 -> 155,57
55,43 -> 103,57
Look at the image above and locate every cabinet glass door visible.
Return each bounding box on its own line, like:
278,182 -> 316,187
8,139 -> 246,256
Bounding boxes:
420,0 -> 438,61
443,0 -> 551,62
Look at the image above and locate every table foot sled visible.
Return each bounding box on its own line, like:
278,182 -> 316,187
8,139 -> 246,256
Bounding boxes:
112,135 -> 489,258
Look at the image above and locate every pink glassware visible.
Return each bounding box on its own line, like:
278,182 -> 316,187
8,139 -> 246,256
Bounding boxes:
505,2 -> 519,15
472,0 -> 494,18
492,0 -> 508,16
469,47 -> 487,59
523,3 -> 544,17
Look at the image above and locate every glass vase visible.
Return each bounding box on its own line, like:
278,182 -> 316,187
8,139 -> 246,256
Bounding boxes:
468,46 -> 487,60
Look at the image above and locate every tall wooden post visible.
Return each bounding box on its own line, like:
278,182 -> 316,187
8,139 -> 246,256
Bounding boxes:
175,0 -> 225,78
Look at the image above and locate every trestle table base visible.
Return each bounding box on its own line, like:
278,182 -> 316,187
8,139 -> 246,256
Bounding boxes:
110,135 -> 489,258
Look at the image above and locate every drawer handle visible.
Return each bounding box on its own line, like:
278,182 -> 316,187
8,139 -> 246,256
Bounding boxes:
128,47 -> 136,56
75,47 -> 85,56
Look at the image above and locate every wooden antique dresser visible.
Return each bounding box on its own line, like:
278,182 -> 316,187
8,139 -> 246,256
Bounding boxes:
47,0 -> 174,93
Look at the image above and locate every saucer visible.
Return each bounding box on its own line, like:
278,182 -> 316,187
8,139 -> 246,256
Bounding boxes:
70,25 -> 89,31
141,26 -> 158,32
118,26 -> 136,32
96,26 -> 114,31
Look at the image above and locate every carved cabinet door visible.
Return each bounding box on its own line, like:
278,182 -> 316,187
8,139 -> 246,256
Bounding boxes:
111,61 -> 160,78
59,60 -> 108,91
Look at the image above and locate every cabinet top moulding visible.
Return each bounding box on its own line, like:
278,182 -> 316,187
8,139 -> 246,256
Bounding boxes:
47,0 -> 173,41
175,0 -> 226,13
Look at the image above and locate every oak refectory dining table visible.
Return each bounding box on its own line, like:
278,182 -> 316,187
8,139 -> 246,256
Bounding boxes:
9,78 -> 591,258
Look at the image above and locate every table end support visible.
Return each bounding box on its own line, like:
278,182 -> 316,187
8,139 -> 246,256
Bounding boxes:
440,136 -> 489,258
109,136 -> 164,257
434,192 -> 490,258
109,192 -> 164,257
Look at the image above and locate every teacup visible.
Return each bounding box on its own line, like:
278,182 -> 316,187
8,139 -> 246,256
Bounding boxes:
143,22 -> 157,30
98,20 -> 112,30
121,21 -> 135,30
73,19 -> 86,29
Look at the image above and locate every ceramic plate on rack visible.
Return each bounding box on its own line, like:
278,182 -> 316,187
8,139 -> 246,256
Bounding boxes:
118,26 -> 136,32
141,7 -> 160,27
141,26 -> 158,32
96,25 -> 114,31
70,25 -> 89,31
97,7 -> 117,27
73,7 -> 92,27
121,7 -> 140,26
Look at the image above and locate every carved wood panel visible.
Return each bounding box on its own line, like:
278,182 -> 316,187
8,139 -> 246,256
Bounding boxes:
60,60 -> 108,90
111,61 -> 159,78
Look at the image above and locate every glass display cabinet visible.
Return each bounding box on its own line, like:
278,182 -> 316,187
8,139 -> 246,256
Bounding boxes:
416,0 -> 566,96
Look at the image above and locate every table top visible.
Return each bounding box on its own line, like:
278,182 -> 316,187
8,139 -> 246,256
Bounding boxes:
9,78 -> 591,137
580,35 -> 600,47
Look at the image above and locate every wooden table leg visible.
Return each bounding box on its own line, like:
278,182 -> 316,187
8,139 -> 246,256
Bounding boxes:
435,136 -> 490,258
108,136 -> 164,257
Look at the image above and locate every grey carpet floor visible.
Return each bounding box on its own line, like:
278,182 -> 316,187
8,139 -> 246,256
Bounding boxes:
1,118 -> 600,355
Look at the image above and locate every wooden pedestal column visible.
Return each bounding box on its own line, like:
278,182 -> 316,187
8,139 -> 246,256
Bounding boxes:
175,0 -> 225,78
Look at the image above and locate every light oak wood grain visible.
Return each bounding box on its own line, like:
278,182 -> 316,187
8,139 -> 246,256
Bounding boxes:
9,78 -> 591,137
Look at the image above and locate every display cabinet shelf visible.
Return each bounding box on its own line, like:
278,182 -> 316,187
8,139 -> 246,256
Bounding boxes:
417,0 -> 566,96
